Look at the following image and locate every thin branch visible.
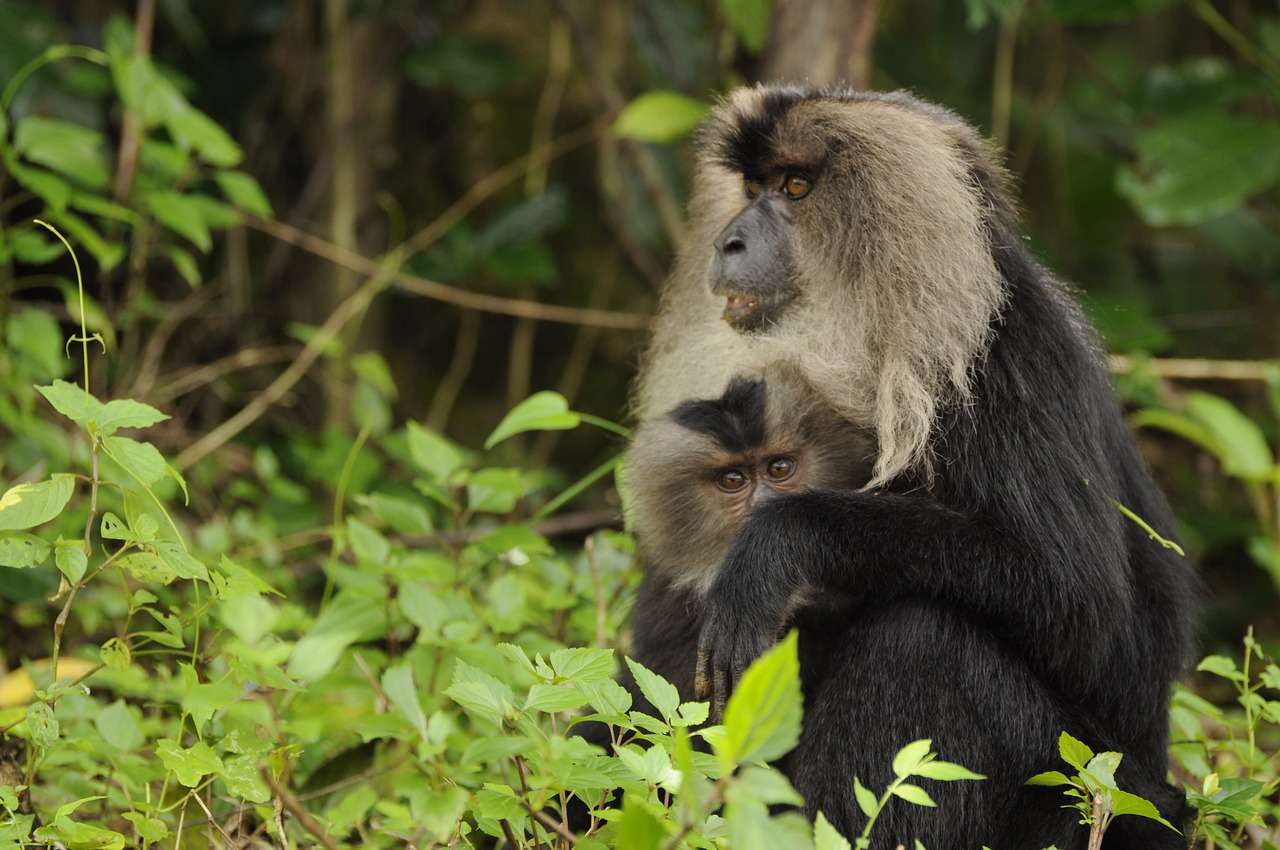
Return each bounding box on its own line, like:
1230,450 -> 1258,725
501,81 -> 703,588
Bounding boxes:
261,768 -> 344,850
1108,354 -> 1276,382
245,214 -> 649,330
149,345 -> 301,402
174,264 -> 395,470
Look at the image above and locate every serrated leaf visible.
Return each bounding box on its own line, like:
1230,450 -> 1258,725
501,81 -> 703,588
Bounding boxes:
95,399 -> 169,435
525,682 -> 589,713
718,630 -> 802,770
625,658 -> 681,721
157,738 -> 224,787
0,532 -> 52,568
1085,751 -> 1122,790
549,647 -> 615,682
890,782 -> 936,807
892,739 -> 934,777
485,391 -> 580,450
37,380 -> 103,426
445,661 -> 515,727
0,474 -> 75,530
1058,731 -> 1094,771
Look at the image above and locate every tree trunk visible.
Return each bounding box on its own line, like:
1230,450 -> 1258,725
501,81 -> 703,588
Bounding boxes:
760,0 -> 881,90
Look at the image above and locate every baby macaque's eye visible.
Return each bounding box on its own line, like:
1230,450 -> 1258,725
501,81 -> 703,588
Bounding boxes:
716,469 -> 749,492
766,456 -> 796,480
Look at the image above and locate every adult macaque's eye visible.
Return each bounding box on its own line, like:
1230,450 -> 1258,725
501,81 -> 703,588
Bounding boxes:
766,457 -> 796,480
716,469 -> 749,492
782,174 -> 812,199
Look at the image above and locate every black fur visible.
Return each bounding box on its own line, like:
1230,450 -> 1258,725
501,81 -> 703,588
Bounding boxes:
619,91 -> 1199,849
669,377 -> 768,456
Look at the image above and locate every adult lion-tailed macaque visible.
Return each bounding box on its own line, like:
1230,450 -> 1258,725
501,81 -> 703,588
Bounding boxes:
624,85 -> 1197,849
623,361 -> 874,701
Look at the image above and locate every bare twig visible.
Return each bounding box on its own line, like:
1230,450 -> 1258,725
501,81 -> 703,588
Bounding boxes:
1109,354 -> 1276,382
261,767 -> 344,850
246,214 -> 649,330
150,345 -> 301,402
426,308 -> 482,433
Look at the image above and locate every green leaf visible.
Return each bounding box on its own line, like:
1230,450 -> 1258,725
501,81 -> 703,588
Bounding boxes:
4,155 -> 73,210
1058,731 -> 1095,772
94,700 -> 144,751
890,782 -> 936,807
383,663 -> 430,739
407,422 -> 465,482
286,593 -> 385,681
37,380 -> 104,426
100,637 -> 131,672
0,475 -> 75,530
525,682 -> 589,713
96,399 -> 169,435
0,532 -> 52,568
625,658 -> 681,722
892,740 -> 934,777
911,760 -> 986,781
121,813 -> 168,844
215,170 -> 273,216
355,492 -> 433,535
815,811 -> 853,850
55,541 -> 88,583
157,738 -> 224,787
719,0 -> 772,52
445,661 -> 515,727
220,754 -> 271,803
616,797 -> 667,850
853,776 -> 878,818
718,630 -> 802,771
33,819 -> 125,850
346,517 -> 391,565
143,190 -> 212,252
26,701 -> 59,748
1117,113 -> 1280,227
1110,788 -> 1177,828
13,116 -> 110,188
549,647 -> 615,683
613,91 -> 711,143
1186,392 -> 1275,481
1196,654 -> 1246,683
467,467 -> 522,514
1025,770 -> 1074,787
485,391 -> 580,450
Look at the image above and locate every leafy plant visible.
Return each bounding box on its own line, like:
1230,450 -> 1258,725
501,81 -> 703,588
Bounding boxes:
1026,731 -> 1178,847
1132,379 -> 1280,592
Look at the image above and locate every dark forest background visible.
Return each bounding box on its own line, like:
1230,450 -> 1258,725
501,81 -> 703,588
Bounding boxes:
1,1 -> 1279,847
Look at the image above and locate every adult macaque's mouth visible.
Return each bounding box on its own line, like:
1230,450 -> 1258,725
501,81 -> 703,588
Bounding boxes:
722,294 -> 760,324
